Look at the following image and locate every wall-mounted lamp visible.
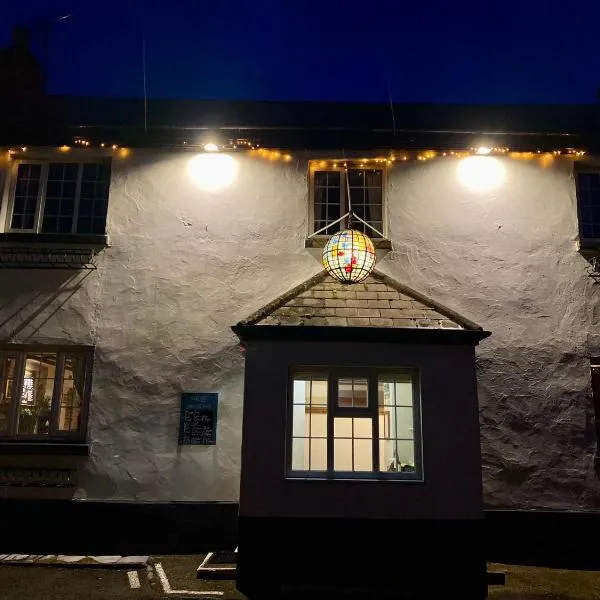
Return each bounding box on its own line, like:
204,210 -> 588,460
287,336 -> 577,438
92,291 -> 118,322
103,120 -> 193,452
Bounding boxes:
456,156 -> 506,193
187,153 -> 239,192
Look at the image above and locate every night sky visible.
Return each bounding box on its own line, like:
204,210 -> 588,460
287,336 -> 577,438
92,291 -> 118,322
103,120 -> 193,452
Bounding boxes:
2,0 -> 599,103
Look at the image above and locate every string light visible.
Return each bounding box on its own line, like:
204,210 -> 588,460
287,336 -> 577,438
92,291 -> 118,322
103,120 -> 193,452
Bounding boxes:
3,143 -> 590,168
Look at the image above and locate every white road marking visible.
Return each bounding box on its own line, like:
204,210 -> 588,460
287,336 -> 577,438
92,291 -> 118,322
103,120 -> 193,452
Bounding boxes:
198,552 -> 213,569
154,562 -> 224,596
128,570 -> 141,589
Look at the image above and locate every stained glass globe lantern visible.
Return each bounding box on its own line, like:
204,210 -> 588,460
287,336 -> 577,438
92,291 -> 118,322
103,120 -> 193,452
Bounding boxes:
322,229 -> 376,284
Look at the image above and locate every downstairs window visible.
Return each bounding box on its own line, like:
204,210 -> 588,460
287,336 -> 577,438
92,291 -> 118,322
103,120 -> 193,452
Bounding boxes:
288,368 -> 422,479
0,347 -> 93,441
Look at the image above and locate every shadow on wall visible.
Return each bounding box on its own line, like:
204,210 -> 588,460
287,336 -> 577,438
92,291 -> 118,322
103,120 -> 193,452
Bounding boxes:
0,270 -> 93,343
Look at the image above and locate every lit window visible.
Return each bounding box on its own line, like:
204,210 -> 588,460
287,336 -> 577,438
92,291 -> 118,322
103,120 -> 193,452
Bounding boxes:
310,162 -> 384,236
576,171 -> 600,244
6,162 -> 111,235
289,369 -> 422,479
0,347 -> 93,440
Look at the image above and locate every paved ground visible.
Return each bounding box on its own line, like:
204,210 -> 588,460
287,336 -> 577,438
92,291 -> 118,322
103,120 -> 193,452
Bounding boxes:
0,554 -> 238,600
1,559 -> 600,599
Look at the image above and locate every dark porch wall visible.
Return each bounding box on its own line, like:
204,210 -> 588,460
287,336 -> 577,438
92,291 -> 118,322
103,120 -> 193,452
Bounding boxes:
240,340 -> 483,520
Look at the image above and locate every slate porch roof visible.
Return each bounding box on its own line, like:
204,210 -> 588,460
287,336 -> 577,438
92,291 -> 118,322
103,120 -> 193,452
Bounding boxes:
238,269 -> 483,331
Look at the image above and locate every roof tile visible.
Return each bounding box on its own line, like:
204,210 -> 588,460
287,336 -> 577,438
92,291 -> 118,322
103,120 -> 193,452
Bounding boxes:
242,270 -> 478,331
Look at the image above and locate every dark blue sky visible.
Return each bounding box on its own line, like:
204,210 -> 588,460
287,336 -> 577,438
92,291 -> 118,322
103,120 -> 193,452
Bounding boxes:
2,0 -> 600,103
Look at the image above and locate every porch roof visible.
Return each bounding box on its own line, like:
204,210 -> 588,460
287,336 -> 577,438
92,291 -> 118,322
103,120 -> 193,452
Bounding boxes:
235,269 -> 488,341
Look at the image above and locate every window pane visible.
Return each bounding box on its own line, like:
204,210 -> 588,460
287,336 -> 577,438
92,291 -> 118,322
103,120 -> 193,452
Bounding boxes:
391,406 -> 413,439
313,170 -> 342,234
353,417 -> 372,438
338,378 -> 368,407
291,437 -> 308,470
353,439 -> 373,471
0,356 -> 16,434
333,417 -> 372,438
310,410 -> 327,437
292,373 -> 328,472
377,373 -> 419,475
11,163 -> 41,230
334,438 -> 352,471
58,355 -> 86,432
310,378 -> 328,405
578,173 -> 600,238
347,168 -> 383,237
379,439 -> 416,472
17,353 -> 57,436
292,404 -> 306,437
77,163 -> 110,234
378,374 -> 413,406
41,163 -> 78,233
310,438 -> 327,470
334,417 -> 352,438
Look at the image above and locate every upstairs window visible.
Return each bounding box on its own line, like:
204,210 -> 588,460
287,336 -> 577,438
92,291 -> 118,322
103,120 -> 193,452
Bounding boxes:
6,162 -> 111,235
576,171 -> 600,245
288,369 -> 422,480
310,163 -> 384,237
0,347 -> 93,441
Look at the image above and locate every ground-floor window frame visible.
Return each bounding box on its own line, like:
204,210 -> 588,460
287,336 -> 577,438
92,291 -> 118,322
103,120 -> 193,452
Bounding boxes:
287,366 -> 423,481
0,345 -> 93,442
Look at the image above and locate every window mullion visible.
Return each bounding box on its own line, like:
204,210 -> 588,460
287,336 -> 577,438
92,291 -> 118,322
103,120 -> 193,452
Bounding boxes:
327,372 -> 335,473
370,374 -> 379,472
2,163 -> 19,232
7,354 -> 20,437
50,353 -> 65,435
340,171 -> 347,229
34,163 -> 49,233
11,352 -> 25,436
0,352 -> 15,436
72,164 -> 84,234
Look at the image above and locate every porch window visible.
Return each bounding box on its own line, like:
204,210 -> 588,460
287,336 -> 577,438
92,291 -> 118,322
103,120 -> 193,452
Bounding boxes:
310,163 -> 384,237
288,369 -> 422,479
6,161 -> 111,235
0,347 -> 93,440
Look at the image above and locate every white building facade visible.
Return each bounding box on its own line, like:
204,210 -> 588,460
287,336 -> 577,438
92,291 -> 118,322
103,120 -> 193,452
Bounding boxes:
1,101 -> 600,557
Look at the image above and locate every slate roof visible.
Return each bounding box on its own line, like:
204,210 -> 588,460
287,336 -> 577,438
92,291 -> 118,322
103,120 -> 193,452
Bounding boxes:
239,269 -> 483,331
2,96 -> 600,150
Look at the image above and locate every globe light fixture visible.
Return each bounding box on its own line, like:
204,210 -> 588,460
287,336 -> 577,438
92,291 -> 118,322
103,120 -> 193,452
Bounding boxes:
322,229 -> 376,284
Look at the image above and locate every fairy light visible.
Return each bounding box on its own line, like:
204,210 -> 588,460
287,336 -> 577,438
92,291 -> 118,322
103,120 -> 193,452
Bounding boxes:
5,143 -> 589,168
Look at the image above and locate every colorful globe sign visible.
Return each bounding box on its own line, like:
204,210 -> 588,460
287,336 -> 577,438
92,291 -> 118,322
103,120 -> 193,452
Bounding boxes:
322,229 -> 376,283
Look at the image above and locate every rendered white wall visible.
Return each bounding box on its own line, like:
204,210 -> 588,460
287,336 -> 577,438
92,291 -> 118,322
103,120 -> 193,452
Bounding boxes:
0,149 -> 598,510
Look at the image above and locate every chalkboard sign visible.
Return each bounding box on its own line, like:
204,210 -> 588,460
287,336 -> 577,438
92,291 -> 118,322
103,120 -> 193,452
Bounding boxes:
178,393 -> 218,445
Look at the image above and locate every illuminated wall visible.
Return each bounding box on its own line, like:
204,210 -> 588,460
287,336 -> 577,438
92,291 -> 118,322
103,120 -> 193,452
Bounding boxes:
0,148 -> 597,511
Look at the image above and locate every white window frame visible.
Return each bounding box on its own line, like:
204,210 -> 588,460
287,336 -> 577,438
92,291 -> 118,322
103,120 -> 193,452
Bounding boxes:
308,163 -> 387,238
0,346 -> 93,442
2,159 -> 110,235
287,367 -> 423,481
